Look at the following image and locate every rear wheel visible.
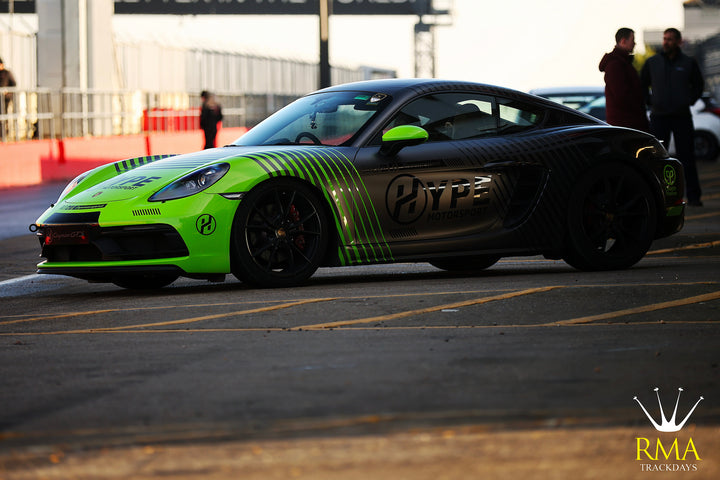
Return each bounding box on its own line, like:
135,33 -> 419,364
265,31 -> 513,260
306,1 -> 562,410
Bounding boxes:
694,131 -> 718,162
563,163 -> 657,271
231,180 -> 328,288
430,255 -> 500,272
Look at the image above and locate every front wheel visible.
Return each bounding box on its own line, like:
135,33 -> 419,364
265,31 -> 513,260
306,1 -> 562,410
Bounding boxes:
231,180 -> 329,288
563,164 -> 657,271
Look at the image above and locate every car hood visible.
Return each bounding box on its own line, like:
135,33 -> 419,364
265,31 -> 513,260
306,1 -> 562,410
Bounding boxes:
64,145 -> 323,204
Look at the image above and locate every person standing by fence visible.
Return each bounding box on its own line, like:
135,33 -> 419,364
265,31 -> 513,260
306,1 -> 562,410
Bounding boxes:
0,57 -> 17,138
200,90 -> 223,149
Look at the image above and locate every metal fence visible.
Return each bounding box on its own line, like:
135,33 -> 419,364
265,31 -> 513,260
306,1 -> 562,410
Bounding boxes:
0,87 -> 298,142
1,15 -> 396,143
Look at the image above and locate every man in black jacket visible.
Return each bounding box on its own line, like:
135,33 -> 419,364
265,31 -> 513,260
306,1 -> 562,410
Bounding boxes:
0,57 -> 16,137
200,91 -> 223,149
641,28 -> 705,206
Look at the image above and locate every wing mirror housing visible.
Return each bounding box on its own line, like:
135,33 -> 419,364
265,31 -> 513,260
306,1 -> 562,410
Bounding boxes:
379,125 -> 429,156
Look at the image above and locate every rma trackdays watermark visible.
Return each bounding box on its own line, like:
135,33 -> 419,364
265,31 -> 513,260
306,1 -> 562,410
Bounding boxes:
633,387 -> 704,472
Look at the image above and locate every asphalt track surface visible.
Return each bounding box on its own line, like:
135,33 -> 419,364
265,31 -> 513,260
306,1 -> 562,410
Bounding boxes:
1,162 -> 719,479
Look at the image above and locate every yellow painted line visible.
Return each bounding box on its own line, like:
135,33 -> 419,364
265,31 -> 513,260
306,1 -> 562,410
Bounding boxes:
685,211 -> 720,220
3,283 -> 719,336
0,310 -> 119,326
648,240 -> 720,255
540,290 -> 720,327
8,320 -> 720,336
0,298 -> 336,336
294,286 -> 560,330
339,320 -> 719,330
89,297 -> 338,331
0,300 -> 290,326
1,327 -> 288,336
0,289 -> 527,325
3,280 -> 717,326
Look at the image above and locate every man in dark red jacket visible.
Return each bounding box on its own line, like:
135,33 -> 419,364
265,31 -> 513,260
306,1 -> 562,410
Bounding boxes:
599,28 -> 649,132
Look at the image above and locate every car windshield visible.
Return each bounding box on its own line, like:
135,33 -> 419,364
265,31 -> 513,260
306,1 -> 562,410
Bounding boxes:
232,91 -> 392,147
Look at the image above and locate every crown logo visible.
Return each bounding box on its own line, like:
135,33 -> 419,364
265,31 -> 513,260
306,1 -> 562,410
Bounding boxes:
633,387 -> 703,432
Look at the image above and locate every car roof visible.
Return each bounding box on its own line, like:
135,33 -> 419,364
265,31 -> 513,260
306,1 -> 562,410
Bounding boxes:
318,78 -> 566,99
318,78 -> 501,96
316,78 -> 572,111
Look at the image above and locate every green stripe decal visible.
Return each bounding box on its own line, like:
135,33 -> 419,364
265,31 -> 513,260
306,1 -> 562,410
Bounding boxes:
114,154 -> 174,173
325,148 -> 392,261
247,148 -> 393,266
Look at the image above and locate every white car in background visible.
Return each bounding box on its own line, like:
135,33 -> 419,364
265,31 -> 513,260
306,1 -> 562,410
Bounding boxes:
530,87 -> 720,162
528,86 -> 604,110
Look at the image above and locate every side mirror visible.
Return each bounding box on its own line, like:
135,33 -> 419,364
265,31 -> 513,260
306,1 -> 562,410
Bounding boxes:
379,125 -> 429,157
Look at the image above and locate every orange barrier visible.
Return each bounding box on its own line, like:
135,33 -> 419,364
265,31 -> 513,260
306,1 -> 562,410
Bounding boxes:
147,131 -> 208,156
143,108 -> 200,132
0,140 -> 56,189
147,127 -> 247,155
218,127 -> 247,147
0,127 -> 249,189
42,135 -> 148,182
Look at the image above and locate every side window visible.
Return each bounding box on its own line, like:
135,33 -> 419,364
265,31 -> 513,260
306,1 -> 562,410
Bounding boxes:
453,98 -> 496,140
379,93 -> 497,143
496,97 -> 544,134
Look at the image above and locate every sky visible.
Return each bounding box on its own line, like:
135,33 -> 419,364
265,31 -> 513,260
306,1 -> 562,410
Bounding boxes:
112,0 -> 687,92
434,0 -> 685,90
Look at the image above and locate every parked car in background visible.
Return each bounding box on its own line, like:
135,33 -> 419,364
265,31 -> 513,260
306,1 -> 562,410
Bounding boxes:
577,94 -> 720,162
528,86 -> 604,110
531,87 -> 720,162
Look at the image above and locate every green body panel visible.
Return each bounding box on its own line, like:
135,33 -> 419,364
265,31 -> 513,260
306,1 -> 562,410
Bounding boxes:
36,147 -> 393,275
59,155 -> 176,203
37,189 -> 242,274
241,147 -> 393,266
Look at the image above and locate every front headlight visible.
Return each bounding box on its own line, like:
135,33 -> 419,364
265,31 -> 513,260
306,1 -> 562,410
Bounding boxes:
635,138 -> 669,160
149,163 -> 230,202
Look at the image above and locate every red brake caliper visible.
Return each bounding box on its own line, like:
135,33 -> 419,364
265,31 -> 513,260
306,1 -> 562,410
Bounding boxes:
289,204 -> 305,251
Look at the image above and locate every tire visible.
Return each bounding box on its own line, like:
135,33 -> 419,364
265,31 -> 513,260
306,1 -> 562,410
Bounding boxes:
112,274 -> 178,290
694,131 -> 719,162
563,163 -> 657,271
231,179 -> 329,288
430,255 -> 500,272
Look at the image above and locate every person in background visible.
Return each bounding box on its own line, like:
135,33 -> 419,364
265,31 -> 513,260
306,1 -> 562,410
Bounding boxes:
599,27 -> 649,132
0,57 -> 17,137
641,28 -> 705,206
200,90 -> 223,149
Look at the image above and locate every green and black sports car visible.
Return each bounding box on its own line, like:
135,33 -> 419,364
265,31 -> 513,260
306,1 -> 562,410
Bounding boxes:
32,79 -> 685,289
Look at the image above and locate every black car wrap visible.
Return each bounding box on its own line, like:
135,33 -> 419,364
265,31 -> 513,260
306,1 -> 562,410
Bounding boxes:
32,78 -> 686,289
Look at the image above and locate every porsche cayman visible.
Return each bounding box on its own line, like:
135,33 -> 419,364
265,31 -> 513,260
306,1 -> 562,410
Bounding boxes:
31,79 -> 686,289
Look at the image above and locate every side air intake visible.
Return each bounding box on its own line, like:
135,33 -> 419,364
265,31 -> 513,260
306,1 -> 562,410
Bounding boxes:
132,208 -> 162,216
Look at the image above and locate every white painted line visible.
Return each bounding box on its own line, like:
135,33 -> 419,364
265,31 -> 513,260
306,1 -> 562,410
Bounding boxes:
0,274 -> 40,287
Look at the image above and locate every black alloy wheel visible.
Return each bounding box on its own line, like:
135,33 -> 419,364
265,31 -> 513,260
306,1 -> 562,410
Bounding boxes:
231,179 -> 328,287
563,163 -> 657,271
